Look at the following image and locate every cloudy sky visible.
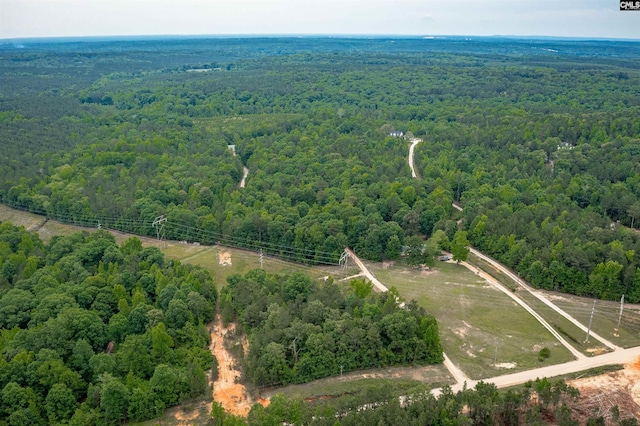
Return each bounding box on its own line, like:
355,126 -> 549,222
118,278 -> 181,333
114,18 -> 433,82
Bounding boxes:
2,0 -> 639,39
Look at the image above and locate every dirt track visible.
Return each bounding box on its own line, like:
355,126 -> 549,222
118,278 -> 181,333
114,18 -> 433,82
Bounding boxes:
209,315 -> 255,417
408,137 -> 421,178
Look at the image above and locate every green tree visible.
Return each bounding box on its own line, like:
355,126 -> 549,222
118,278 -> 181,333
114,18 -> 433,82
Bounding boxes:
451,230 -> 470,264
45,383 -> 77,424
100,374 -> 130,425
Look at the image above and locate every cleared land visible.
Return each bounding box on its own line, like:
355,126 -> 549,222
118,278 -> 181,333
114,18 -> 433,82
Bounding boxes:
366,260 -> 574,380
0,204 -> 356,289
542,291 -> 640,349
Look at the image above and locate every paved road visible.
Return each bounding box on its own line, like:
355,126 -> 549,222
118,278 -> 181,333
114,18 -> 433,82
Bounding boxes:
408,138 -> 421,178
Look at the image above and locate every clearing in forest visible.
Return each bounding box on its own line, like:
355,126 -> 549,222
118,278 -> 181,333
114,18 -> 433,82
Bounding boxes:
366,260 -> 575,380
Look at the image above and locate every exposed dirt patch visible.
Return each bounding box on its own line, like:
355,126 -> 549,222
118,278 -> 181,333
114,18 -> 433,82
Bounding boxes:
494,362 -> 516,369
568,359 -> 640,423
382,261 -> 395,269
586,347 -> 609,356
218,251 -> 232,266
209,315 -> 256,417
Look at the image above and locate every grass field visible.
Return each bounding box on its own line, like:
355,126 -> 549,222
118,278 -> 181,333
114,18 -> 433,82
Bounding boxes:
515,290 -> 611,355
468,253 -> 640,351
366,261 -> 575,380
540,291 -> 640,349
261,364 -> 452,414
0,204 -> 45,230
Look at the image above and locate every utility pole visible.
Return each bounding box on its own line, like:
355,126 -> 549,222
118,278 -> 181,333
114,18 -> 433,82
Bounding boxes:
614,294 -> 624,337
152,215 -> 167,248
494,343 -> 498,366
259,247 -> 264,270
340,365 -> 343,378
585,300 -> 596,343
339,250 -> 348,277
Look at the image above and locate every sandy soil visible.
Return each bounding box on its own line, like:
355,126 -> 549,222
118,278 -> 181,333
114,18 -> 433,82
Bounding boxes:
209,315 -> 256,417
218,251 -> 232,266
569,358 -> 640,423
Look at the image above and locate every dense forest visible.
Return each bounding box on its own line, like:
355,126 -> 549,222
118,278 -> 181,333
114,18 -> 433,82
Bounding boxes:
1,36 -> 640,425
2,37 -> 640,302
221,271 -> 442,386
0,222 -> 217,424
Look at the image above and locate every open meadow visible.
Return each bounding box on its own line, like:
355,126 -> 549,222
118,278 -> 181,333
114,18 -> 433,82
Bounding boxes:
366,260 -> 575,380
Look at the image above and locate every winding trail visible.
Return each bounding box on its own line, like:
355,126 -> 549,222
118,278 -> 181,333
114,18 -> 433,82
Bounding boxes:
408,137 -> 421,178
240,166 -> 249,188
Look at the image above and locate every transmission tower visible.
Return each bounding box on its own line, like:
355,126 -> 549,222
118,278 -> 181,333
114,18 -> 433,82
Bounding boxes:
259,247 -> 264,270
152,215 -> 167,248
339,250 -> 348,275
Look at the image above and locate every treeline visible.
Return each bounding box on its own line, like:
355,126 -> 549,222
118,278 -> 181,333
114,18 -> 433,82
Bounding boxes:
226,378 -> 639,426
221,271 -> 442,386
0,223 -> 217,424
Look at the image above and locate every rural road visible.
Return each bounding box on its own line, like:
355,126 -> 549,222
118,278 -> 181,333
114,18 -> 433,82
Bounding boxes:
344,248 -> 389,293
457,259 -> 586,360
240,166 -> 249,188
455,345 -> 640,393
408,138 -> 421,178
453,201 -> 621,351
469,247 -> 621,351
344,248 -> 640,396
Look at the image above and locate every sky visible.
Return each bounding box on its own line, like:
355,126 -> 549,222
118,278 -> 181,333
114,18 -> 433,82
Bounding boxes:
1,0 -> 639,40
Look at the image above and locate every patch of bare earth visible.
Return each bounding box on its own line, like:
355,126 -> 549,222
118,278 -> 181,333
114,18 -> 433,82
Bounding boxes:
208,315 -> 255,417
568,357 -> 640,423
219,251 -> 232,266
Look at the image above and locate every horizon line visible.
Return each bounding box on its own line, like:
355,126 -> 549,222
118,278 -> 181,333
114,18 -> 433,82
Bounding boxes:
2,33 -> 640,43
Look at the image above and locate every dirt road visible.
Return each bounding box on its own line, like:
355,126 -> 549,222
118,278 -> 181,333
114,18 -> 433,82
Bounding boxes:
344,248 -> 388,293
240,166 -> 249,188
457,259 -> 585,360
408,138 -> 421,178
344,248 -> 640,399
453,201 -> 620,351
469,247 -> 621,351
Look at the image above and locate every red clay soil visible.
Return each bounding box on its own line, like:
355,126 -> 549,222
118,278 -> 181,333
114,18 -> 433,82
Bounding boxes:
568,356 -> 640,423
208,315 -> 259,417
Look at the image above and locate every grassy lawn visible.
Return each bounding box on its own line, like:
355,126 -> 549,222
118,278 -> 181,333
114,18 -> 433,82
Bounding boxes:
366,261 -> 574,380
540,291 -> 640,349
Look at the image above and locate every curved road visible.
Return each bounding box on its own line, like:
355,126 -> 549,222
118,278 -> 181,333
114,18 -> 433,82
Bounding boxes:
408,138 -> 421,178
240,166 -> 249,188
